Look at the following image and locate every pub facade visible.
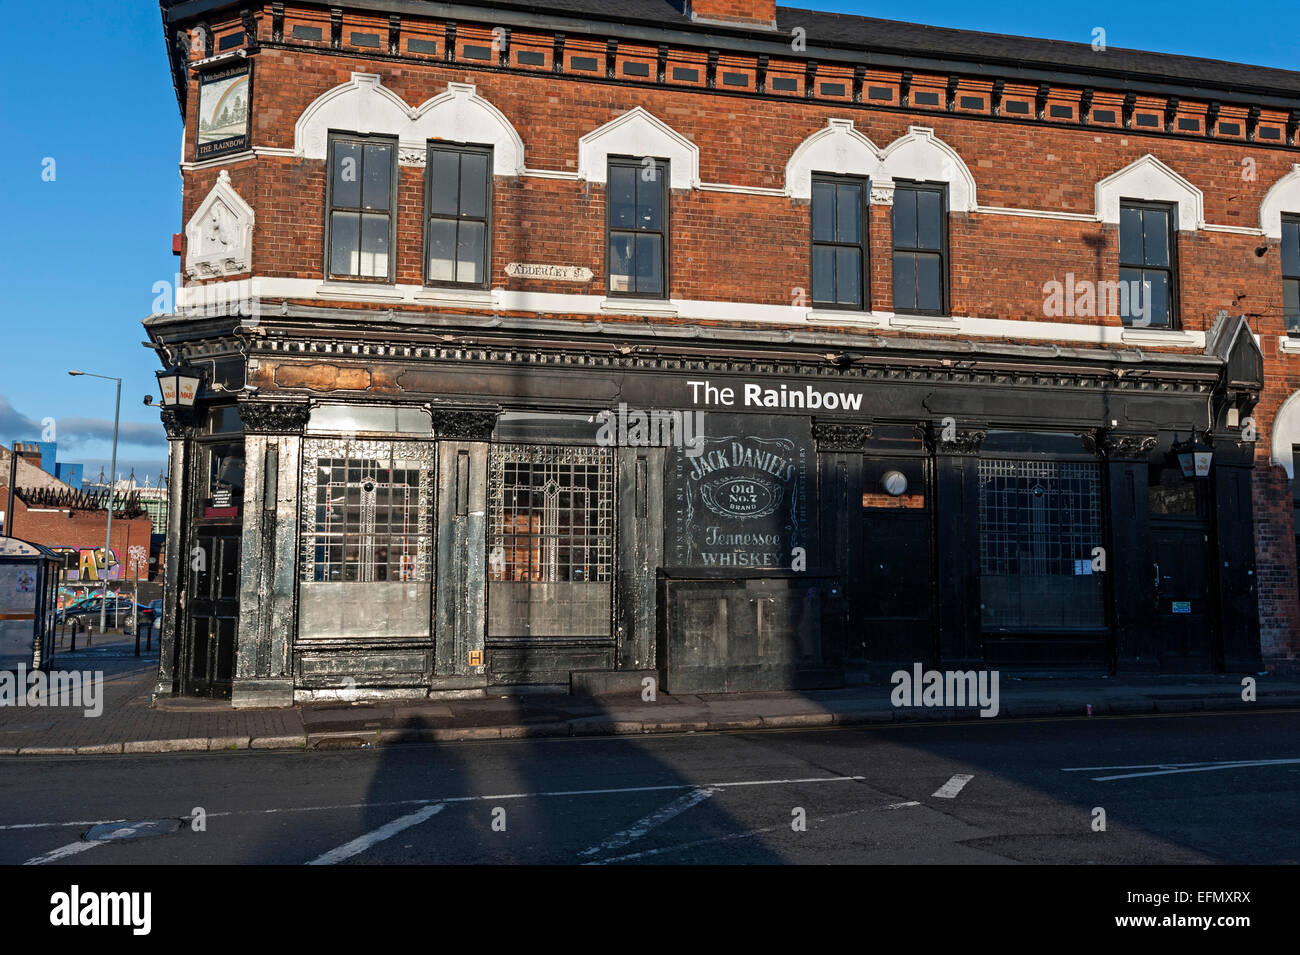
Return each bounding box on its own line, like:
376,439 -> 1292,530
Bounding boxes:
149,0 -> 1300,705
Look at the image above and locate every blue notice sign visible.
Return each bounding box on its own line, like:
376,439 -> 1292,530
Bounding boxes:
1172,601 -> 1192,614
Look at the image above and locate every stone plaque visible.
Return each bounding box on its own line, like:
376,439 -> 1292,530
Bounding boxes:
505,263 -> 594,282
667,414 -> 814,570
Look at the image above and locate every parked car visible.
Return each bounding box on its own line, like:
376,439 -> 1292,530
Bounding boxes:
56,596 -> 154,629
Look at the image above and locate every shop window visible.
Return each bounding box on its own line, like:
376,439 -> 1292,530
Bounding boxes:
308,403 -> 432,434
426,143 -> 492,287
326,133 -> 396,281
1148,457 -> 1207,517
1119,201 -> 1177,328
811,175 -> 868,309
206,405 -> 244,434
892,181 -> 948,314
487,445 -> 614,639
299,439 -> 435,584
1283,214 -> 1300,335
607,157 -> 668,298
978,458 -> 1105,630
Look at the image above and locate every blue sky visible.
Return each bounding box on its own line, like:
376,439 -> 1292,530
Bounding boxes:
0,1 -> 1296,486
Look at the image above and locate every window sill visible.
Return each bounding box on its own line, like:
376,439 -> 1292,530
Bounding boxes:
316,281 -> 404,302
889,312 -> 960,333
1279,336 -> 1300,355
1119,328 -> 1198,346
806,308 -> 883,327
413,286 -> 497,308
600,297 -> 679,317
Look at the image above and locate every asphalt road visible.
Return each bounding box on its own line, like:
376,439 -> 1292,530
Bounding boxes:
3,711 -> 1298,865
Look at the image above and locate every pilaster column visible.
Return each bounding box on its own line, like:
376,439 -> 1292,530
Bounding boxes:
1099,431 -> 1158,671
153,408 -> 195,699
231,400 -> 310,708
432,409 -> 497,686
1208,433 -> 1263,670
931,424 -> 985,667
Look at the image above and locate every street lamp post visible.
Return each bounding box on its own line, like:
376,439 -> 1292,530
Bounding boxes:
69,370 -> 121,636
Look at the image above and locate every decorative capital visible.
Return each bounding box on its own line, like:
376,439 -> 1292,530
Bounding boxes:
432,408 -> 499,440
812,422 -> 874,451
932,427 -> 987,455
160,408 -> 197,440
238,400 -> 311,434
869,182 -> 895,206
1100,432 -> 1157,460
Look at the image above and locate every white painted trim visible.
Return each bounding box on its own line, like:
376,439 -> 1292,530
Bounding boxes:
1095,153 -> 1204,231
785,119 -> 886,200
976,205 -> 1096,222
180,276 -> 1209,349
1259,164 -> 1300,239
577,107 -> 699,189
293,73 -> 526,174
180,152 -> 258,173
1279,337 -> 1300,355
1270,388 -> 1300,477
880,127 -> 978,213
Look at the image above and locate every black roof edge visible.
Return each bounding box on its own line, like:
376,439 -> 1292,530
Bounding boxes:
161,0 -> 1300,116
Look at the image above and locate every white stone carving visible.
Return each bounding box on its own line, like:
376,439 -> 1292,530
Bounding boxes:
294,73 -> 525,175
577,107 -> 699,189
1259,163 -> 1300,239
1095,153 -> 1204,231
185,170 -> 254,279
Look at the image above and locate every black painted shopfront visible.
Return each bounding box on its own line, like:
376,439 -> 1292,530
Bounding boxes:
149,311 -> 1266,705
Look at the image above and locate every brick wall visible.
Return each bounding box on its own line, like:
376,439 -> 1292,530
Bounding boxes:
0,490 -> 155,582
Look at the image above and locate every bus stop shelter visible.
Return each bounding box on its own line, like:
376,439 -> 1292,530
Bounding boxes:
0,537 -> 60,671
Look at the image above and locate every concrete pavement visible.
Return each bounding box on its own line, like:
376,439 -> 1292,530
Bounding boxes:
3,640 -> 1298,756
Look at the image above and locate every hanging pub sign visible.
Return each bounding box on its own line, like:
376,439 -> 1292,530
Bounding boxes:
667,413 -> 814,571
196,62 -> 252,159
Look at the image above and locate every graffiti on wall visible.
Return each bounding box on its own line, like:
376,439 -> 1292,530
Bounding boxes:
49,546 -> 121,582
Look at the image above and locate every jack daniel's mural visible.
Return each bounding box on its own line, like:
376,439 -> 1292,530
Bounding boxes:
668,414 -> 813,569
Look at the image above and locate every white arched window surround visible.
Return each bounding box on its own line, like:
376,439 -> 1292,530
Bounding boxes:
1260,164 -> 1300,239
784,121 -> 977,211
1270,390 -> 1300,477
293,73 -> 525,174
576,107 -> 699,190
1095,154 -> 1203,231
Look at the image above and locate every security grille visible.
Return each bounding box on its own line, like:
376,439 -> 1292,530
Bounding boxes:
300,439 -> 435,583
488,445 -> 613,583
978,458 -> 1101,575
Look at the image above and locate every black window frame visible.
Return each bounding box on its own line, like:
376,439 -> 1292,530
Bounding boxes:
324,131 -> 398,284
810,173 -> 870,311
1282,213 -> 1300,336
1118,199 -> 1179,330
605,155 -> 670,299
423,142 -> 494,289
891,180 -> 950,316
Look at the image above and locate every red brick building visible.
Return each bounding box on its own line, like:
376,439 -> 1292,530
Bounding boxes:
149,0 -> 1300,703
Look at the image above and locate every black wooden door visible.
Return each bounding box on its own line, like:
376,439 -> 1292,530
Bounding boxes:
1151,523 -> 1213,672
185,529 -> 240,698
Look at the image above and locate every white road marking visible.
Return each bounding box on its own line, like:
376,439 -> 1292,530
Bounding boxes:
932,774 -> 974,798
587,801 -> 921,865
0,818 -> 127,832
1070,758 -> 1300,782
579,787 -> 718,858
3,775 -> 868,842
306,803 -> 444,865
23,841 -> 102,865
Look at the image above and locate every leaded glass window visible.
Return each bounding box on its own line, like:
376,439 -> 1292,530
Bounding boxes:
978,458 -> 1105,630
487,445 -> 614,639
299,439 -> 435,583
